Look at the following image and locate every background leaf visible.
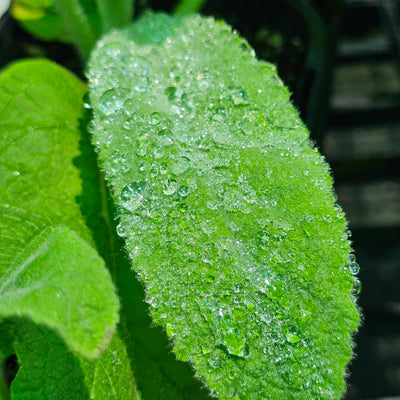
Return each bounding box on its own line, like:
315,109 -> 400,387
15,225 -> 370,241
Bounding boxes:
10,0 -> 101,43
7,319 -> 90,400
0,59 -> 133,398
80,331 -> 141,400
87,12 -> 361,399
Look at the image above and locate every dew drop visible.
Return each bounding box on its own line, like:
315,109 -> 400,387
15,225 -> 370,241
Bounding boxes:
212,108 -> 227,122
171,156 -> 191,175
352,278 -> 362,295
348,254 -> 360,275
159,163 -> 168,175
99,88 -> 126,115
162,119 -> 174,130
136,133 -> 149,157
267,280 -> 286,301
138,162 -> 146,172
157,128 -> 174,146
230,88 -> 249,105
103,42 -> 129,60
233,283 -> 242,293
216,311 -> 249,358
221,328 -> 249,357
116,223 -> 126,237
153,146 -> 164,159
120,182 -> 144,212
136,146 -> 147,157
133,77 -> 148,92
150,112 -> 161,125
286,332 -> 301,344
240,40 -> 255,56
127,55 -> 150,76
163,179 -> 178,195
239,109 -> 266,135
349,262 -> 360,275
150,166 -> 159,178
123,98 -> 138,115
178,185 -> 189,197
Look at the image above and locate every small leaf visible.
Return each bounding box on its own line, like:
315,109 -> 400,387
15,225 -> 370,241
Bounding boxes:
0,226 -> 118,358
87,12 -> 360,399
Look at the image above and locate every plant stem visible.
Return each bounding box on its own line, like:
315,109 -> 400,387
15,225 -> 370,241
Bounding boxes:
53,0 -> 97,62
173,0 -> 207,14
95,0 -> 134,34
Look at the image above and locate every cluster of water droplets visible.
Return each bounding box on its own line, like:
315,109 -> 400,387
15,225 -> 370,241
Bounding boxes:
87,13 -> 360,400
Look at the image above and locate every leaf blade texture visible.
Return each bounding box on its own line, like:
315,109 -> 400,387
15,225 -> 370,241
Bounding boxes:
87,13 -> 361,399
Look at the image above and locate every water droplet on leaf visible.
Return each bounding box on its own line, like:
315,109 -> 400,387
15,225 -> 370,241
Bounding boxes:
99,88 -> 126,115
163,179 -> 178,195
230,88 -> 249,105
172,156 -> 191,175
178,185 -> 189,197
116,223 -> 126,237
286,332 -> 301,344
120,182 -> 144,212
150,112 -> 161,125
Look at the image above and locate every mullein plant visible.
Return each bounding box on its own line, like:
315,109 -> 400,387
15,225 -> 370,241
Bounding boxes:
0,1 -> 361,399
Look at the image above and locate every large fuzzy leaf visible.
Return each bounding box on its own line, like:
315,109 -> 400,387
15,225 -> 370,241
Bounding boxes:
87,12 -> 360,399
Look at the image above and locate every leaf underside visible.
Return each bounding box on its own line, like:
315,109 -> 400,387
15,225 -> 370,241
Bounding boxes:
88,12 -> 360,400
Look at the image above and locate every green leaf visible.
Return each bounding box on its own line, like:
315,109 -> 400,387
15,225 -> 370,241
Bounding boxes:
173,0 -> 207,14
81,331 -> 141,400
10,0 -> 101,44
4,320 -> 138,400
0,226 -> 118,358
0,59 -> 92,246
11,0 -> 71,43
0,59 -> 143,399
8,319 -> 89,399
87,12 -> 361,400
0,59 -> 118,364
